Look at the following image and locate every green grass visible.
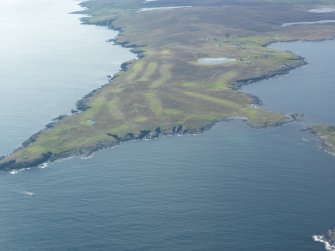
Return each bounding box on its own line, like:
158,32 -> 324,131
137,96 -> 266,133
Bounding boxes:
210,71 -> 238,90
144,92 -> 162,116
139,62 -> 158,81
150,64 -> 171,89
183,91 -> 242,110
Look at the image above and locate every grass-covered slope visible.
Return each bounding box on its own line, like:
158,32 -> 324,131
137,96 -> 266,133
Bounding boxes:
1,0 -> 335,170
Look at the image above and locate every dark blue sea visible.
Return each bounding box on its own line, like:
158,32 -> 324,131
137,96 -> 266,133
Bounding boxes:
0,1 -> 335,250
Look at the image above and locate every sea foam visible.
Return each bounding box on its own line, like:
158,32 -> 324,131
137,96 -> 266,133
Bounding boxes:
22,191 -> 35,196
9,168 -> 30,175
313,235 -> 335,251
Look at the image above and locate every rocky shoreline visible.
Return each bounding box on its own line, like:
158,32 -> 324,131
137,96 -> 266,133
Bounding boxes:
305,127 -> 335,156
0,124 -> 207,171
233,56 -> 307,90
0,110 -> 303,171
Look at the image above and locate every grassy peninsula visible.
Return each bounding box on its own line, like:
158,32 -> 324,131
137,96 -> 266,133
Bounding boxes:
309,125 -> 335,155
1,0 -> 335,170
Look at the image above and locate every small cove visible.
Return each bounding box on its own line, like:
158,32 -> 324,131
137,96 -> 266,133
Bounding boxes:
242,40 -> 335,126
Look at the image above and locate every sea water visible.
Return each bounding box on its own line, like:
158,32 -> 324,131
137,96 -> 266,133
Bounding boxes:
0,0 -> 335,250
243,40 -> 335,126
0,0 -> 135,155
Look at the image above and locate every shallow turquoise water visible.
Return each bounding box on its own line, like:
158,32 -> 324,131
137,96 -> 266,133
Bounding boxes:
0,0 -> 335,250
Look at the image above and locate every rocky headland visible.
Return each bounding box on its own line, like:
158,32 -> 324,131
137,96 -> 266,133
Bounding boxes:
1,0 -> 335,170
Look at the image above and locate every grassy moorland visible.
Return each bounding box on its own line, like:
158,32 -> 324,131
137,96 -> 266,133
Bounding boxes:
1,0 -> 335,169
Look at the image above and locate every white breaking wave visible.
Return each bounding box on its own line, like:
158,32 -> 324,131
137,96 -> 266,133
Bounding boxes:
9,170 -> 20,175
21,191 -> 34,196
9,168 -> 30,175
81,155 -> 93,160
38,162 -> 48,169
12,189 -> 35,196
9,164 -> 47,174
313,235 -> 335,251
